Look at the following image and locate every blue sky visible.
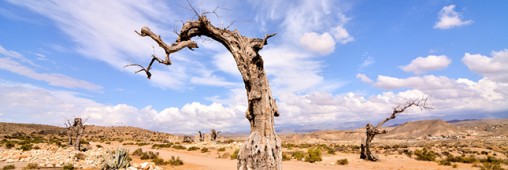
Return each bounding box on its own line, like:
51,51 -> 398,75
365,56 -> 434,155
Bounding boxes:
0,0 -> 507,133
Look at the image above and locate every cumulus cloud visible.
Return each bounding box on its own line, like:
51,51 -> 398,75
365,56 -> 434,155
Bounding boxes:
462,49 -> 508,82
401,55 -> 452,74
356,73 -> 373,83
299,32 -> 335,55
434,4 -> 473,29
331,25 -> 354,44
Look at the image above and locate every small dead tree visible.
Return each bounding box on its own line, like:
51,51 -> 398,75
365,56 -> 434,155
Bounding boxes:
210,129 -> 221,141
360,97 -> 432,161
183,136 -> 194,143
127,4 -> 281,169
198,131 -> 205,142
65,118 -> 86,151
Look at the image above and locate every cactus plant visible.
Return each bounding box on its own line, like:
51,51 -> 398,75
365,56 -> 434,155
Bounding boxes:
102,148 -> 130,170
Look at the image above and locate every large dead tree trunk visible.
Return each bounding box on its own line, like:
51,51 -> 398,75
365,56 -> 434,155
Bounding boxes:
360,97 -> 432,161
129,12 -> 281,169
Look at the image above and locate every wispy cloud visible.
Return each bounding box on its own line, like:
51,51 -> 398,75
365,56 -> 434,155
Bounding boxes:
0,45 -> 102,91
434,4 -> 473,30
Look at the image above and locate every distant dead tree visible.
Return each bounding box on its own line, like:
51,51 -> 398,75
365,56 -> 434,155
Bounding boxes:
210,129 -> 221,141
198,131 -> 205,142
126,3 -> 281,169
65,118 -> 86,151
360,97 -> 432,161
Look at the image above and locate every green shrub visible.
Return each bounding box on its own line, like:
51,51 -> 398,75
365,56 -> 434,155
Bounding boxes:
438,159 -> 452,166
292,151 -> 305,161
62,164 -> 74,170
132,148 -> 143,156
201,147 -> 209,153
19,143 -> 33,151
23,163 -> 38,169
305,147 -> 322,163
337,158 -> 348,165
188,146 -> 200,151
172,144 -> 186,150
218,147 -> 226,152
168,156 -> 184,166
140,151 -> 158,160
414,148 -> 437,161
153,157 -> 167,165
282,152 -> 291,161
5,142 -> 15,149
2,164 -> 15,170
230,149 -> 239,160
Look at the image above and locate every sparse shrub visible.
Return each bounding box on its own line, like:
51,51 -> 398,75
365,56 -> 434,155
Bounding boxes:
74,153 -> 86,160
230,149 -> 239,160
33,145 -> 40,150
282,152 -> 291,161
152,143 -> 173,149
132,148 -> 143,156
96,144 -> 103,148
136,142 -> 150,146
168,156 -> 184,166
452,164 -> 458,168
19,143 -> 33,151
218,147 -> 226,152
153,157 -> 167,165
414,148 -> 437,161
438,159 -> 452,166
336,158 -> 348,165
188,146 -> 200,151
62,164 -> 74,170
305,147 -> 322,163
2,164 -> 15,170
172,144 -> 186,150
23,163 -> 38,169
447,155 -> 478,163
201,147 -> 209,153
5,142 -> 15,149
292,151 -> 305,161
105,141 -> 111,144
140,151 -> 158,160
479,162 -> 503,170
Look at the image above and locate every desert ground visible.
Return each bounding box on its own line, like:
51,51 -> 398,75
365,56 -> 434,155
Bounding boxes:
1,119 -> 507,169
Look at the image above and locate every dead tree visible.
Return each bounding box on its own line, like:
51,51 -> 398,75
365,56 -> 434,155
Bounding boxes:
360,97 -> 432,161
210,129 -> 221,141
183,136 -> 194,143
198,131 -> 205,142
127,6 -> 281,169
65,118 -> 86,151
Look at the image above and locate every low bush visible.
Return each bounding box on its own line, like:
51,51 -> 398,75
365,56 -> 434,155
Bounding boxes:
305,147 -> 322,163
230,149 -> 239,160
23,163 -> 38,170
188,146 -> 200,151
132,148 -> 143,156
438,159 -> 452,166
172,144 -> 186,150
336,158 -> 348,165
414,148 -> 437,161
291,151 -> 305,161
168,156 -> 184,166
218,147 -> 226,152
19,143 -> 33,151
74,153 -> 86,160
153,157 -> 167,165
201,147 -> 209,153
140,151 -> 158,160
62,164 -> 74,170
282,152 -> 291,161
5,142 -> 15,149
96,144 -> 103,148
2,165 -> 15,170
152,143 -> 173,149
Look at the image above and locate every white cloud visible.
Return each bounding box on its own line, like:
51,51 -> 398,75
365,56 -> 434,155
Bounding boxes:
299,32 -> 335,55
462,49 -> 508,82
401,55 -> 452,74
331,25 -> 354,44
359,56 -> 375,69
0,44 -> 101,91
356,73 -> 373,83
434,4 -> 473,29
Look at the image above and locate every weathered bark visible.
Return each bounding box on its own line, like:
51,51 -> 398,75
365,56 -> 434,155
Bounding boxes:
360,97 -> 431,161
130,13 -> 281,169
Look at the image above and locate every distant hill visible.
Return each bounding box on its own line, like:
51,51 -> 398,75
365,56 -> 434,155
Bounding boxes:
382,119 -> 465,139
0,122 -> 176,141
451,119 -> 508,136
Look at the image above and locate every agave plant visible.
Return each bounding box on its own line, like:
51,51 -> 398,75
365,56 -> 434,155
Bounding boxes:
102,148 -> 130,170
